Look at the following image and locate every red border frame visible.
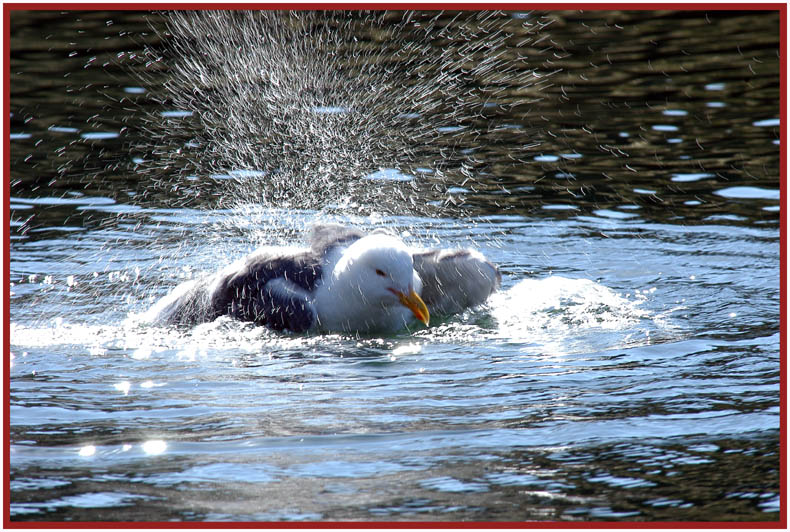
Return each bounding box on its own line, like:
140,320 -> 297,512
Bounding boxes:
3,2 -> 787,529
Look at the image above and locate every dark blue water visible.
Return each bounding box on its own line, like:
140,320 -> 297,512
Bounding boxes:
9,9 -> 782,523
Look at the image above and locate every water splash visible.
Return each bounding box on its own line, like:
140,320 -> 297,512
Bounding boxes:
416,276 -> 670,356
136,10 -> 559,218
490,276 -> 650,333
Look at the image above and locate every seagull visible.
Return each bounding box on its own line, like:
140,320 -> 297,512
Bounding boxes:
146,224 -> 500,334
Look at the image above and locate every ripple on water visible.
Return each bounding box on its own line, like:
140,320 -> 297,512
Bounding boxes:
714,186 -> 780,200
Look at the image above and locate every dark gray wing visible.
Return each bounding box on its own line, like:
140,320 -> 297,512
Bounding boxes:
412,248 -> 501,316
256,278 -> 316,333
148,247 -> 323,332
211,248 -> 322,331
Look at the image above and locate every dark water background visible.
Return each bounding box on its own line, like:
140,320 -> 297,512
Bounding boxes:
8,9 -> 782,523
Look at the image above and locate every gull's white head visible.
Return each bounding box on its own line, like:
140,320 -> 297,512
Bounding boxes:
319,233 -> 429,333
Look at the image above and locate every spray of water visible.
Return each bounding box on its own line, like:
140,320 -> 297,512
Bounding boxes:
135,10 -> 559,219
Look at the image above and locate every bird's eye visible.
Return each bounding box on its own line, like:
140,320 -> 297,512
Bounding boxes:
375,269 -> 386,277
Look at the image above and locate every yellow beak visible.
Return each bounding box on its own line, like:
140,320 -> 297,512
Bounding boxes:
396,289 -> 430,327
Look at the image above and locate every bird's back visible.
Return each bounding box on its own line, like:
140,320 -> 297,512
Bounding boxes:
212,248 -> 322,324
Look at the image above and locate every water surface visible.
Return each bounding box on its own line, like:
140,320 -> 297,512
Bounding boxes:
8,9 -> 782,523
